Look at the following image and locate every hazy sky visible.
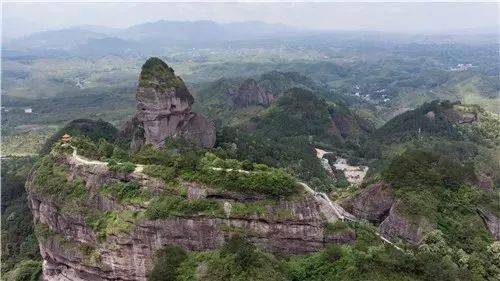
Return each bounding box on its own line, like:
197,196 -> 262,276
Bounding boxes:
3,1 -> 499,38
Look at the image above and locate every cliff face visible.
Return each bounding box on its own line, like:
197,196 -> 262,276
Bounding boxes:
478,209 -> 500,240
342,182 -> 394,223
230,71 -> 318,108
232,79 -> 275,107
378,201 -> 434,245
27,153 -> 354,281
124,57 -> 215,150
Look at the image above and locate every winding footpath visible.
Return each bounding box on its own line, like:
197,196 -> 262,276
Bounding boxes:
69,146 -> 145,173
68,146 -> 402,251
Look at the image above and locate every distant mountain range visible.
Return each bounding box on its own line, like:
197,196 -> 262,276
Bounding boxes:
3,20 -> 304,55
4,19 -> 498,59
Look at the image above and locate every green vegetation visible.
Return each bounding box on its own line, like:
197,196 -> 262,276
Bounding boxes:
201,236 -> 288,281
375,100 -> 461,143
4,33 -> 500,281
40,119 -> 119,154
107,159 -> 136,173
149,245 -> 189,281
31,156 -> 88,212
1,127 -> 57,156
139,57 -> 194,102
249,88 -> 373,143
85,211 -> 144,239
146,228 -> 500,281
30,154 -> 145,239
230,200 -> 294,221
1,157 -> 41,277
284,227 -> 498,281
216,128 -> 336,191
143,165 -> 177,182
145,195 -> 222,219
185,153 -> 299,197
253,88 -> 333,139
374,145 -> 498,276
324,220 -> 352,235
150,236 -> 289,281
383,149 -> 476,190
1,260 -> 42,281
374,101 -> 500,146
133,144 -> 180,165
100,181 -> 152,205
213,89 -> 374,191
131,143 -> 300,197
72,136 -> 100,159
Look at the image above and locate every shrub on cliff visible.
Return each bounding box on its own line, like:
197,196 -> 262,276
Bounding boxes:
72,137 -> 100,159
107,160 -> 135,174
149,245 -> 188,281
181,237 -> 288,281
187,153 -> 299,197
2,259 -> 42,281
220,236 -> 260,269
145,195 -> 222,219
132,144 -> 177,165
143,165 -> 178,182
100,181 -> 148,204
97,139 -> 114,159
31,156 -> 88,207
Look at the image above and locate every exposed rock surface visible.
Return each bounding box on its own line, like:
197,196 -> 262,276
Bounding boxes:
342,182 -> 395,222
378,201 -> 434,245
232,79 -> 275,107
123,57 -> 215,150
340,182 -> 428,245
28,153 -> 354,281
478,209 -> 500,240
229,71 -> 318,108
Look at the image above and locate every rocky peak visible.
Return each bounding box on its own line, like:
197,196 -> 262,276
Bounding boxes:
124,57 -> 215,150
232,78 -> 274,107
138,57 -> 194,104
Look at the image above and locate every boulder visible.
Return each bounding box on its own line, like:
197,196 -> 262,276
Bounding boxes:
342,182 -> 395,222
378,201 -> 434,245
180,113 -> 216,148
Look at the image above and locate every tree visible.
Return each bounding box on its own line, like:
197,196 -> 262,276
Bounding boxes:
148,245 -> 187,281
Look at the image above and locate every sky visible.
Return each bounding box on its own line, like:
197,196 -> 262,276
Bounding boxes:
2,1 -> 499,39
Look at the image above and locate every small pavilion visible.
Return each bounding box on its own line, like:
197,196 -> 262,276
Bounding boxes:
61,134 -> 72,144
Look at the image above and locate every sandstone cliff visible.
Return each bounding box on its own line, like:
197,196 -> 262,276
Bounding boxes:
232,79 -> 275,107
478,209 -> 500,240
377,201 -> 434,245
28,151 -> 354,281
123,57 -> 215,151
342,182 -> 394,223
230,71 -> 318,108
